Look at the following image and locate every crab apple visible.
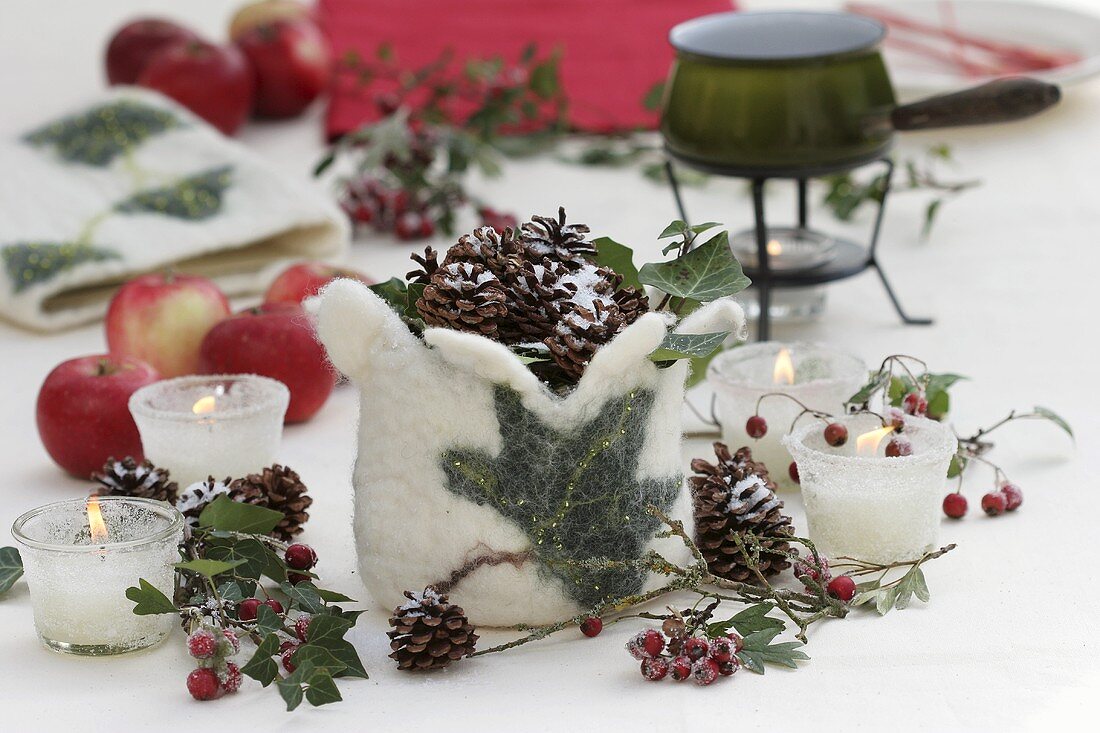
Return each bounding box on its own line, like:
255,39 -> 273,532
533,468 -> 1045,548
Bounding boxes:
640,657 -> 669,681
942,493 -> 968,519
186,667 -> 222,700
788,461 -> 800,483
981,491 -> 1007,516
669,656 -> 693,681
580,617 -> 602,638
827,575 -> 857,602
824,422 -> 849,447
745,415 -> 768,439
1000,483 -> 1023,511
902,391 -> 928,416
885,437 -> 913,458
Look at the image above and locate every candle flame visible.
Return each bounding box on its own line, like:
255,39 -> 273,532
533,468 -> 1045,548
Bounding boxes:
773,348 -> 795,385
856,425 -> 896,455
767,239 -> 783,257
192,395 -> 217,415
86,495 -> 109,543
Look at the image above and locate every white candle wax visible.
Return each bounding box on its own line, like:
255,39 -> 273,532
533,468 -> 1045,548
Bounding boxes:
129,374 -> 289,487
11,497 -> 184,655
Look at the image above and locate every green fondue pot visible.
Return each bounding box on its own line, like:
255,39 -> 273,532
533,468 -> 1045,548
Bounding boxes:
661,11 -> 1060,174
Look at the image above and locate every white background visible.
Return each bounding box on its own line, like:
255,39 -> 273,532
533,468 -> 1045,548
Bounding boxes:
1,1 -> 1098,731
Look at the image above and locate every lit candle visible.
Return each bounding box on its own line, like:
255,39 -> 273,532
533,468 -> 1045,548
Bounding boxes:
729,227 -> 836,271
708,342 -> 865,487
129,374 -> 289,487
783,413 -> 956,563
11,496 -> 184,655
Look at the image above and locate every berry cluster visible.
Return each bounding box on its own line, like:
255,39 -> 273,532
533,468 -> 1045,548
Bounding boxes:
340,173 -> 437,241
943,482 -> 1023,519
185,626 -> 242,701
625,620 -> 744,687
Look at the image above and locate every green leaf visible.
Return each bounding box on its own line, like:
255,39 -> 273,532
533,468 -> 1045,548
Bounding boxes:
240,633 -> 281,687
115,166 -> 233,221
215,580 -> 247,603
293,644 -> 348,676
206,537 -> 284,583
657,221 -> 721,239
947,453 -> 968,479
649,331 -> 728,363
125,578 -> 178,615
277,663 -> 310,711
848,371 -> 891,407
729,602 -> 785,636
253,603 -> 285,637
921,198 -> 943,240
686,347 -> 722,389
174,558 -> 244,579
315,588 -> 357,603
2,241 -> 120,293
313,151 -> 336,177
911,567 -> 930,602
198,495 -> 283,534
1033,406 -> 1074,440
737,628 -> 808,673
638,230 -> 751,302
528,55 -> 560,99
280,581 -> 327,615
641,81 -> 666,111
306,614 -> 368,679
369,277 -> 409,315
304,672 -> 343,707
591,237 -> 641,290
875,585 -> 900,615
0,547 -> 22,597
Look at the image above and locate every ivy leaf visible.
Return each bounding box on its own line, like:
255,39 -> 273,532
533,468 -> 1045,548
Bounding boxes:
304,671 -> 343,707
277,663 -> 311,711
315,588 -> 357,603
0,547 -> 22,597
591,237 -> 641,290
686,348 -> 721,389
638,230 -> 750,302
253,603 -> 285,636
306,614 -> 368,678
657,220 -> 722,239
125,578 -> 178,615
528,54 -> 560,99
198,495 -> 283,534
174,558 -> 244,579
240,633 -> 281,687
115,166 -> 233,221
205,538 -> 273,581
280,581 -> 327,615
649,331 -> 728,363
292,645 -> 348,676
215,580 -> 247,603
848,371 -> 891,407
369,277 -> 409,314
737,628 -> 808,673
1033,406 -> 1074,441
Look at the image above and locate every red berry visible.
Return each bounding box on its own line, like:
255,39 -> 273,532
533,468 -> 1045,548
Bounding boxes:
886,407 -> 906,429
708,636 -> 736,663
788,461 -> 800,483
394,211 -> 424,240
640,657 -> 669,681
237,598 -> 262,621
826,575 -> 857,602
824,422 -> 849,447
294,615 -> 312,642
263,598 -> 284,615
669,656 -> 693,681
1001,483 -> 1023,511
580,617 -> 603,638
903,392 -> 928,416
981,491 -> 1007,516
794,554 -> 830,585
942,493 -> 968,519
418,217 -> 435,238
186,629 -> 218,660
282,643 -> 299,673
725,632 -> 744,654
287,572 -> 311,585
222,662 -> 242,694
186,667 -> 222,701
745,415 -> 768,439
682,636 -> 709,661
718,658 -> 741,676
284,544 -> 317,571
691,658 -> 720,686
885,437 -> 912,458
352,201 -> 377,224
221,628 -> 240,655
626,629 -> 664,660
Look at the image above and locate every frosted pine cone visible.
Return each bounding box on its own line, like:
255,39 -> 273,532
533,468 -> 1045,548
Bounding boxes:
94,456 -> 178,504
387,588 -> 478,671
519,207 -> 596,265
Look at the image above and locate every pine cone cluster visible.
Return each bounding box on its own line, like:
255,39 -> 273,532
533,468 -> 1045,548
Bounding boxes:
93,456 -> 179,504
689,443 -> 794,583
387,588 -> 478,671
409,207 -> 649,382
228,464 -> 312,542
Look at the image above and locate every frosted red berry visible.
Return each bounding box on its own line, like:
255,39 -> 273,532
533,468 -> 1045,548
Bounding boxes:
1001,483 -> 1023,511
580,617 -> 603,637
282,643 -> 299,673
824,422 -> 849,447
294,615 -> 312,642
745,415 -> 768,439
263,598 -> 284,615
222,662 -> 242,694
794,554 -> 830,585
885,437 -> 912,458
640,657 -> 669,681
718,657 -> 741,676
981,491 -> 1007,516
886,407 -> 906,429
942,493 -> 967,519
725,632 -> 744,654
708,636 -> 736,663
827,575 -> 857,602
903,392 -> 928,416
284,544 -> 317,571
221,628 -> 240,655
186,667 -> 222,701
682,636 -> 709,661
186,629 -> 218,660
626,629 -> 664,660
788,461 -> 800,483
669,656 -> 693,681
691,658 -> 720,686
237,598 -> 262,621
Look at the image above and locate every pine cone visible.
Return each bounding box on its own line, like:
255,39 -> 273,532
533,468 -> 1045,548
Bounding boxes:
416,261 -> 510,338
406,246 -> 440,284
544,301 -> 627,382
689,443 -> 794,583
442,226 -> 520,271
93,456 -> 178,504
520,207 -> 596,264
228,464 -> 312,542
387,588 -> 478,671
175,476 -> 232,528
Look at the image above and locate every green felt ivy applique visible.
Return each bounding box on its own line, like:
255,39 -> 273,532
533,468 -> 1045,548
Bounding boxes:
115,166 -> 233,220
23,99 -> 180,167
2,241 -> 120,293
441,385 -> 681,607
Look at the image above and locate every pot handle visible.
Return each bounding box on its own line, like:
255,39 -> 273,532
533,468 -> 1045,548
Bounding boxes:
891,78 -> 1061,131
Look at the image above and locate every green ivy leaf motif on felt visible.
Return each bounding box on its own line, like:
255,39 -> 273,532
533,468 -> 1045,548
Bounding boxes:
441,386 -> 680,607
23,99 -> 179,167
2,241 -> 120,293
115,166 -> 233,220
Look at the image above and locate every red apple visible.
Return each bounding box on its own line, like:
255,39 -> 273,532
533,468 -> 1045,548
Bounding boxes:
264,261 -> 374,305
235,18 -> 331,119
106,273 -> 231,378
229,0 -> 311,41
199,303 -> 335,423
37,355 -> 160,478
137,40 -> 254,135
105,18 -> 201,85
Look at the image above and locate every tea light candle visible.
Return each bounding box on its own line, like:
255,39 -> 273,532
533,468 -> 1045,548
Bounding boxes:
783,413 -> 956,563
129,374 -> 289,487
707,342 -> 865,487
11,496 -> 184,655
730,227 -> 836,271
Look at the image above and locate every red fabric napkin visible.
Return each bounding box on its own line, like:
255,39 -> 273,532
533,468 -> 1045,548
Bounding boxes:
320,0 -> 735,139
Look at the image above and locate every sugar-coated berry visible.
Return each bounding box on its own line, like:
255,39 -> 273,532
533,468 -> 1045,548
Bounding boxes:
237,598 -> 262,621
691,658 -> 720,686
640,657 -> 669,681
886,407 -> 906,429
579,617 -> 603,638
826,575 -> 857,602
669,656 -> 693,682
282,643 -> 299,673
294,615 -> 312,642
788,461 -> 800,484
221,628 -> 240,655
981,491 -> 1007,516
662,617 -> 686,639
284,544 -> 318,571
942,493 -> 968,519
682,636 -> 709,661
824,422 -> 849,447
186,629 -> 218,660
725,632 -> 744,655
903,392 -> 928,416
745,415 -> 768,439
708,636 -> 736,663
718,657 -> 741,676
1001,483 -> 1023,511
222,662 -> 242,694
263,598 -> 284,615
186,667 -> 222,701
885,437 -> 912,458
626,630 -> 663,660
794,554 -> 830,585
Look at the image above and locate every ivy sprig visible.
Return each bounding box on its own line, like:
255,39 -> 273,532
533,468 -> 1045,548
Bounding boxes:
0,547 -> 24,598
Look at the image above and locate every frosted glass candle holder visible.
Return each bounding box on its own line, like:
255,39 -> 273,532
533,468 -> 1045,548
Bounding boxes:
708,342 -> 865,488
11,497 -> 184,656
784,413 -> 956,564
130,374 -> 289,487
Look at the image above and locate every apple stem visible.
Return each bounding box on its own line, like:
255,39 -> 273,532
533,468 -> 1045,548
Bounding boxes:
96,358 -> 117,377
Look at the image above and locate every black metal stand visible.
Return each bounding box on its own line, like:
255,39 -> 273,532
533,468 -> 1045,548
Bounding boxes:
664,156 -> 932,341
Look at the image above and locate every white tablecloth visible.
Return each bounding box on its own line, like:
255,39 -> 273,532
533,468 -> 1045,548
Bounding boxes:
1,1 -> 1097,730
